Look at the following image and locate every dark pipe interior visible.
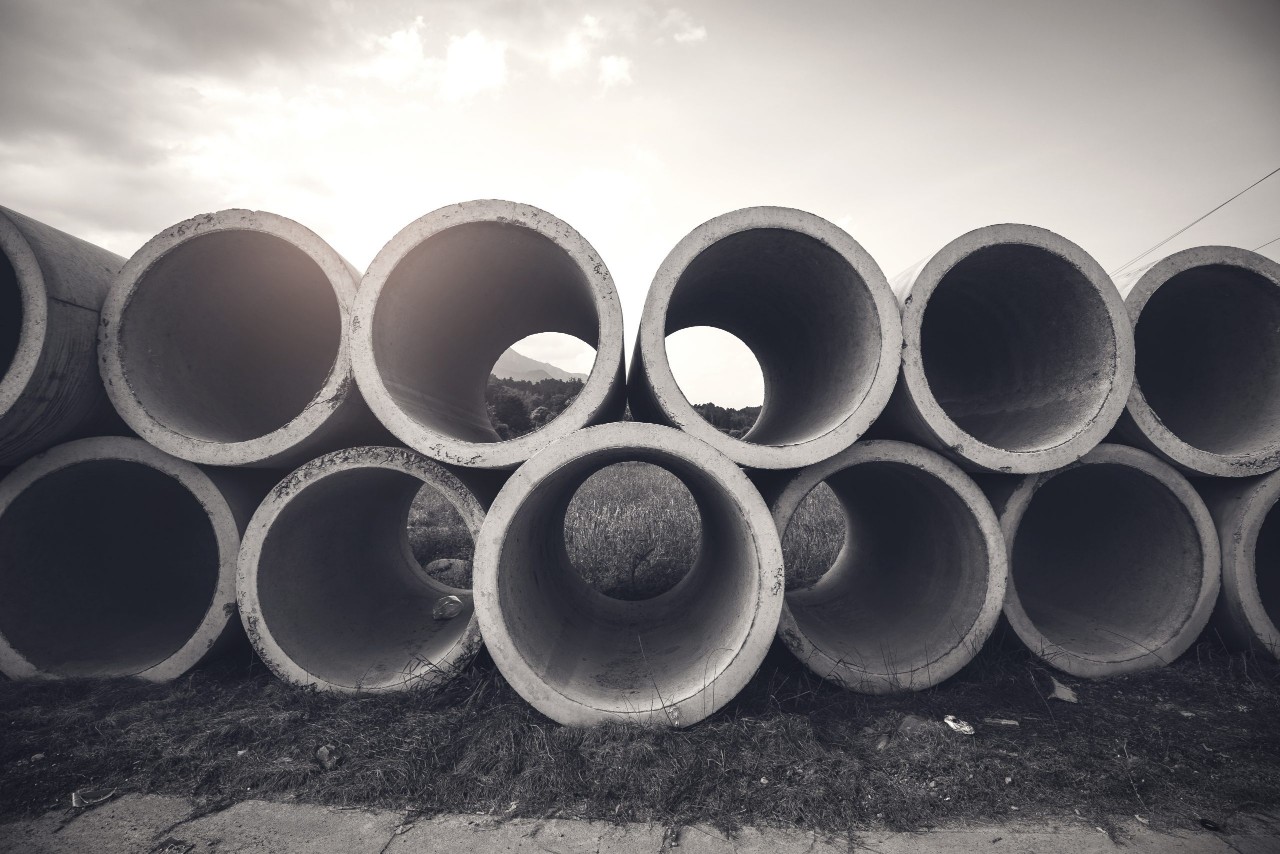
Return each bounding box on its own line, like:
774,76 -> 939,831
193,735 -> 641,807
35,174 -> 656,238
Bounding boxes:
1,251 -> 21,379
920,245 -> 1116,451
666,228 -> 884,446
372,222 -> 601,444
1012,464 -> 1202,661
1135,265 -> 1280,456
120,231 -> 342,443
0,462 -> 219,676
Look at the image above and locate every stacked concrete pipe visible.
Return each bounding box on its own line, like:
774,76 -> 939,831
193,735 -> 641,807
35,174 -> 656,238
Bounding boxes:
99,210 -> 392,469
770,440 -> 1007,693
882,224 -> 1134,473
0,436 -> 272,680
0,206 -> 128,466
1197,473 -> 1280,658
474,423 -> 784,727
237,446 -> 487,692
1111,246 -> 1280,476
627,207 -> 902,470
982,443 -> 1219,677
352,200 -> 626,470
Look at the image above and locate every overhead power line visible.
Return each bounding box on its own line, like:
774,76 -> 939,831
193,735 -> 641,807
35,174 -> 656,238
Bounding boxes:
1109,165 -> 1280,276
1253,234 -> 1280,253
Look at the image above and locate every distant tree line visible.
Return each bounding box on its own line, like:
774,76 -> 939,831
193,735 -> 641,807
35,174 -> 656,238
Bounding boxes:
486,376 -> 761,439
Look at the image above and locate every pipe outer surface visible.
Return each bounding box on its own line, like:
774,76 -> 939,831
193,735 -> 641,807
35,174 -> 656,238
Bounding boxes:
0,206 -> 128,466
0,436 -> 267,680
629,206 -> 902,470
352,200 -> 626,470
772,440 -> 1007,693
238,446 -> 486,692
1112,246 -> 1280,476
99,209 -> 391,469
885,224 -> 1134,474
984,443 -> 1219,677
474,422 -> 785,727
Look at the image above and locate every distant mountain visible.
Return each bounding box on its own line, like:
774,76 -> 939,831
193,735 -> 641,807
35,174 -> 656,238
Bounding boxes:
491,348 -> 587,383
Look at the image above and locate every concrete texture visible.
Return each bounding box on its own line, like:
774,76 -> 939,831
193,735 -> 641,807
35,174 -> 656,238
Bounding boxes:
770,440 -> 1007,693
882,224 -> 1134,474
1197,472 -> 1280,658
1112,246 -> 1280,477
0,206 -> 128,466
2,796 -> 1276,853
473,422 -> 784,727
99,209 -> 393,469
628,206 -> 902,470
237,446 -> 486,692
352,200 -> 626,470
0,436 -> 272,680
981,443 -> 1220,677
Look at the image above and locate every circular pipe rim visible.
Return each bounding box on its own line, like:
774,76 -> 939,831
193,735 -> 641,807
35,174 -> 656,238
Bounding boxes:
635,206 -> 903,470
1219,471 -> 1280,655
473,422 -> 785,726
0,209 -> 49,418
998,443 -> 1220,677
772,439 -> 1007,693
900,224 -> 1135,474
98,210 -> 358,467
0,436 -> 243,681
236,445 -> 486,693
352,200 -> 625,470
1122,246 -> 1280,477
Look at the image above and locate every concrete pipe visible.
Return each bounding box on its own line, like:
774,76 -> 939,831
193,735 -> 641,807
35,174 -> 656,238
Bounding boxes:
0,436 -> 269,680
771,440 -> 1006,693
628,207 -> 901,470
99,210 -> 391,469
238,446 -> 486,692
984,443 -> 1219,677
352,200 -> 626,470
474,423 -> 784,727
1112,247 -> 1280,476
884,224 -> 1134,474
1196,473 -> 1280,658
0,206 -> 128,466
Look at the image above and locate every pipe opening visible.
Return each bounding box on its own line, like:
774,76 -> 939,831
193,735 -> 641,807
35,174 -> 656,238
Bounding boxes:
563,462 -> 700,601
666,327 -> 762,435
920,245 -> 1116,452
487,332 -> 593,439
408,484 -> 476,588
371,221 -> 601,445
0,461 -> 219,677
785,463 -> 990,673
256,467 -> 475,689
494,449 -> 762,713
665,228 -> 884,446
1,250 -> 20,378
118,230 -> 342,444
1134,265 -> 1280,456
781,482 -> 844,591
1257,499 -> 1280,631
1012,464 -> 1202,662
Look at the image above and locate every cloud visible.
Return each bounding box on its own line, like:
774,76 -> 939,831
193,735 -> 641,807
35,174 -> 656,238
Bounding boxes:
441,30 -> 508,100
547,15 -> 607,77
598,55 -> 633,88
661,8 -> 707,44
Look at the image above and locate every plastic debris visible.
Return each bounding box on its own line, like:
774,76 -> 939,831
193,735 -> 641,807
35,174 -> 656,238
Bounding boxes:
433,595 -> 464,620
1047,675 -> 1079,703
983,718 -> 1020,727
944,715 -> 974,735
71,788 -> 115,808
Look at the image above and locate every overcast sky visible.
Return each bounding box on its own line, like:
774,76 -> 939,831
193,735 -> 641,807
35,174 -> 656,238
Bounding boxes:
2,0 -> 1277,406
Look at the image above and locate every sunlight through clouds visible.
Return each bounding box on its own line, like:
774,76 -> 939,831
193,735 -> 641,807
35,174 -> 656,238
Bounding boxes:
441,30 -> 508,101
598,55 -> 633,89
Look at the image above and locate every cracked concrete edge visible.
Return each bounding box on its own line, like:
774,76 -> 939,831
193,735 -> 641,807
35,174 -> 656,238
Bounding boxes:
0,795 -> 1275,853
